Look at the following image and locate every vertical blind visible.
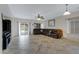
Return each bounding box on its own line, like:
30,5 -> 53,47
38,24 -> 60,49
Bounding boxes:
70,21 -> 79,34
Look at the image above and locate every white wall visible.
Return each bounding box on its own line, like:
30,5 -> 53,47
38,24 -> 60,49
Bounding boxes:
55,11 -> 79,37
0,13 -> 2,53
55,16 -> 68,37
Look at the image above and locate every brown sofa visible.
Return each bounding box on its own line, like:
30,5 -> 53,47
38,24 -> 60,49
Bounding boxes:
33,29 -> 63,39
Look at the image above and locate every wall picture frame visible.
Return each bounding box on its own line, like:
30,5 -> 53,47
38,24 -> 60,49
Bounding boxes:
48,19 -> 55,27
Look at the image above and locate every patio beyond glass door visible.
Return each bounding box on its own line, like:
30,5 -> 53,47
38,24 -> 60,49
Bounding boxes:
19,23 -> 29,36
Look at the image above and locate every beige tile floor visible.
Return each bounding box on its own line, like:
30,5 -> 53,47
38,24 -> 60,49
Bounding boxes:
2,35 -> 79,54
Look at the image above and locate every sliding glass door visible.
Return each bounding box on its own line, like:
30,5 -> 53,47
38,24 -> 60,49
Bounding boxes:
19,23 -> 29,36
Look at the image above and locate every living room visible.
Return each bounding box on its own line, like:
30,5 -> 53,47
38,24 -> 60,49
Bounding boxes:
0,4 -> 79,54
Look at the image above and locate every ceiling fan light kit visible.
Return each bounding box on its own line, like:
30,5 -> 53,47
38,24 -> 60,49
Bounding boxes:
64,11 -> 71,15
64,4 -> 71,15
37,14 -> 44,20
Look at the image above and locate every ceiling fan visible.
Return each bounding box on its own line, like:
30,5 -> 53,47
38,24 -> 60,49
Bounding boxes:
36,14 -> 45,20
64,4 -> 71,15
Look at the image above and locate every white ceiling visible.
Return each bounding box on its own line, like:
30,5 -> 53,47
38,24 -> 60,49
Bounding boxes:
8,4 -> 79,19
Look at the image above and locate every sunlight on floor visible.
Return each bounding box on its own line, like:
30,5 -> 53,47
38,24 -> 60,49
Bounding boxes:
18,35 -> 30,49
